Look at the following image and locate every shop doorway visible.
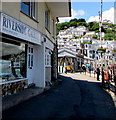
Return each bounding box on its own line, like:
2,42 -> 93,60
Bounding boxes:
27,44 -> 34,85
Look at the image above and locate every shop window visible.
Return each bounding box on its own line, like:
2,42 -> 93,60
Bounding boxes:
21,1 -> 36,19
28,47 -> 33,69
0,39 -> 27,82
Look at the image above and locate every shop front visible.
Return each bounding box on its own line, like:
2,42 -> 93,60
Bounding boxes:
1,36 -> 28,96
44,37 -> 54,86
0,12 -> 42,96
58,49 -> 77,73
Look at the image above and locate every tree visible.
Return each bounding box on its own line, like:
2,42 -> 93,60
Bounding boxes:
77,22 -> 87,27
57,22 -> 70,32
92,34 -> 98,39
87,22 -> 94,31
87,22 -> 99,31
69,21 -> 77,27
104,33 -> 116,40
77,18 -> 86,22
69,18 -> 86,23
92,23 -> 99,31
69,18 -> 78,22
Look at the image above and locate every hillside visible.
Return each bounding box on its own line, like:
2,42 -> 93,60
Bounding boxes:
57,18 -> 116,40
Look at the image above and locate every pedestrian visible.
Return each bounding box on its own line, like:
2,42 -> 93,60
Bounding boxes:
84,66 -> 86,74
65,66 -> 67,74
109,69 -> 113,82
96,66 -> 100,81
94,67 -> 96,78
88,66 -> 91,73
82,66 -> 86,74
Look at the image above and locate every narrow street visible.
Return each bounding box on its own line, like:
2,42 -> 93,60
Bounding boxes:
3,73 -> 116,120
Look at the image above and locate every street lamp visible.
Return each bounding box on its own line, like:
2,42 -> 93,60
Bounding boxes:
99,0 -> 103,47
98,0 -> 105,87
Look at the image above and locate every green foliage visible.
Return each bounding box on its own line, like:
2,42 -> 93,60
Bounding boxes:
63,37 -> 68,39
87,22 -> 99,31
95,30 -> 99,33
104,33 -> 116,40
77,18 -> 86,22
112,49 -> 116,52
69,18 -> 78,22
74,36 -> 80,39
69,18 -> 86,23
57,22 -> 70,32
104,28 -> 112,33
57,19 -> 116,41
87,22 -> 94,31
68,18 -> 87,28
92,34 -> 98,39
108,23 -> 115,27
57,18 -> 87,32
97,47 -> 106,52
81,41 -> 92,44
69,21 -> 77,27
77,22 -> 87,27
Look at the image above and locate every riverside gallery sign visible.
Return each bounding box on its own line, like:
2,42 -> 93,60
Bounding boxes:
1,13 -> 41,45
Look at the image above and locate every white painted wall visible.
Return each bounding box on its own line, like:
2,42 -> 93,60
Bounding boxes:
34,43 -> 45,88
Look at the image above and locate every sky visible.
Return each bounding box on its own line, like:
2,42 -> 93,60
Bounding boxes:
59,1 -> 115,23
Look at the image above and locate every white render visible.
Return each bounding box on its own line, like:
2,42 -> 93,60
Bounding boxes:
0,1 -> 71,89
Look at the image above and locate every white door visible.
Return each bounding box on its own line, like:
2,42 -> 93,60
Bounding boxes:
27,45 -> 34,85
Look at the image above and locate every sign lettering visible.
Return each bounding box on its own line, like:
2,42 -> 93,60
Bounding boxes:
1,13 -> 41,45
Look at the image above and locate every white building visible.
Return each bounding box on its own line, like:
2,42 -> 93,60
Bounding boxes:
0,1 -> 71,96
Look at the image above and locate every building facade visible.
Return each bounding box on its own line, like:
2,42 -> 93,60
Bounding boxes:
0,1 -> 71,96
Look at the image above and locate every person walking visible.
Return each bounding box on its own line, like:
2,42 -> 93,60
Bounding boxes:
65,66 -> 67,74
96,67 -> 100,81
82,66 -> 86,74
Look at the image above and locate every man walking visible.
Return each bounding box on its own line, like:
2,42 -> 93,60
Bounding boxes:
96,66 -> 100,81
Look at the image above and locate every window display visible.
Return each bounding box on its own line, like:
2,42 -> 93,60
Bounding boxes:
0,39 -> 27,82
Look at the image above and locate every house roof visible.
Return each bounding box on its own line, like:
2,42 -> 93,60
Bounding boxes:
58,48 -> 77,58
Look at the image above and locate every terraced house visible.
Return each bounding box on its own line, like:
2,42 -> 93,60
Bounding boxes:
0,1 -> 71,96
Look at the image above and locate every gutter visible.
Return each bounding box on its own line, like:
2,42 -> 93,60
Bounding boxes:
68,1 -> 71,17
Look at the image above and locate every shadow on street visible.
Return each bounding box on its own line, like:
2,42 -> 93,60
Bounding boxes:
2,74 -> 116,120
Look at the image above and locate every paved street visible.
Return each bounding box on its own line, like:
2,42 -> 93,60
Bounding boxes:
2,73 -> 116,120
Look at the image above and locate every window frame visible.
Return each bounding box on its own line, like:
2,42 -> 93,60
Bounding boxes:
21,0 -> 37,20
45,6 -> 50,31
45,48 -> 51,67
28,47 -> 33,69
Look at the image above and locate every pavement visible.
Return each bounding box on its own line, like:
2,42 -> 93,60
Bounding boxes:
80,72 -> 116,107
2,87 -> 44,111
2,73 -> 116,120
2,80 -> 59,111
